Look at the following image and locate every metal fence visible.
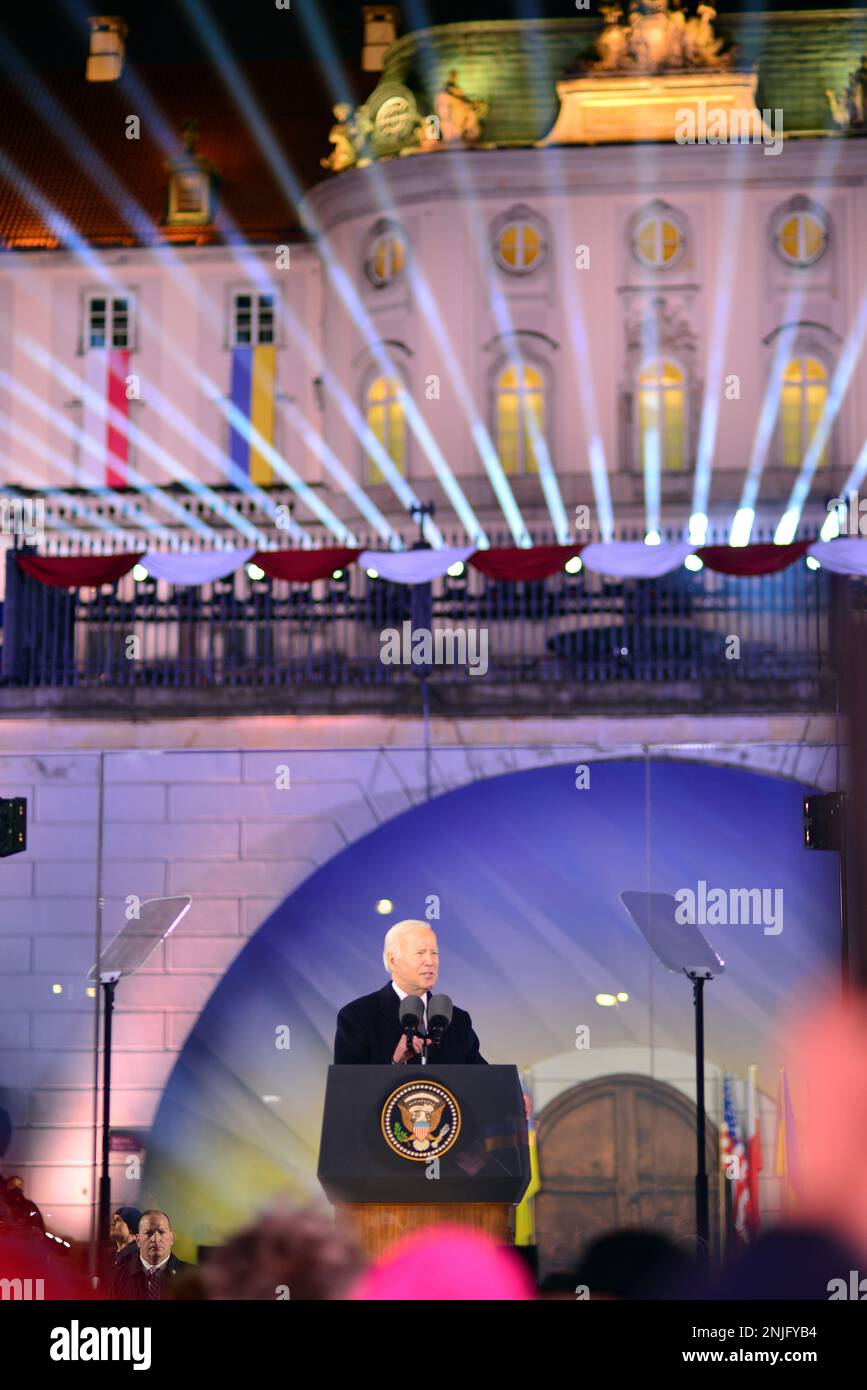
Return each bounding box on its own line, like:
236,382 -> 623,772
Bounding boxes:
0,532 -> 839,698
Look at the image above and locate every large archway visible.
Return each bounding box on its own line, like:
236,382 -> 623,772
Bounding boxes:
142,758 -> 838,1257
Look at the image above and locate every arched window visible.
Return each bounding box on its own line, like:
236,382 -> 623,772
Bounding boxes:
366,375 -> 406,482
365,227 -> 406,288
637,359 -> 686,472
775,208 -> 828,268
491,206 -> 548,275
495,363 -> 545,475
632,211 -> 684,270
495,221 -> 543,273
780,356 -> 828,468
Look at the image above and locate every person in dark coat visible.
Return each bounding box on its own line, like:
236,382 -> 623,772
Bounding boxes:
3,1174 -> 45,1233
97,1206 -> 141,1285
334,920 -> 487,1066
110,1206 -> 141,1264
107,1209 -> 192,1300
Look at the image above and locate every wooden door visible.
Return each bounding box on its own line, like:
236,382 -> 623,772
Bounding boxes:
535,1072 -> 720,1278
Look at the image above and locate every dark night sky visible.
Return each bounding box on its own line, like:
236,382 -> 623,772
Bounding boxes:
0,0 -> 861,72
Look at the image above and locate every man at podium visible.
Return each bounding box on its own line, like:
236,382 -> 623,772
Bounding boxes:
334,919 -> 487,1065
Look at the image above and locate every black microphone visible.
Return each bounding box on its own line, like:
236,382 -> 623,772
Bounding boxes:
399,995 -> 424,1042
427,994 -> 453,1045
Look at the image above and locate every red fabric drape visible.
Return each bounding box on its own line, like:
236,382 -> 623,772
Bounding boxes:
469,544 -> 586,581
697,541 -> 811,576
253,547 -> 361,582
17,553 -> 142,588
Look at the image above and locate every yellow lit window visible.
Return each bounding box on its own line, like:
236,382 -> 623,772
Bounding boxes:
495,222 -> 543,273
780,357 -> 828,468
638,359 -> 686,472
366,234 -> 405,287
496,363 -> 544,474
777,212 -> 827,267
634,215 -> 681,269
367,375 -> 406,482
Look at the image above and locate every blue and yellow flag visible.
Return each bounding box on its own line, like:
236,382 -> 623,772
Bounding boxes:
514,1121 -> 541,1246
230,345 -> 276,484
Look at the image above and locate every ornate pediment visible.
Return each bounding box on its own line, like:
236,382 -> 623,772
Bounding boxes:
625,296 -> 698,361
320,69 -> 488,173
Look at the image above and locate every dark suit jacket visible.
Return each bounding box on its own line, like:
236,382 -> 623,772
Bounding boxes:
334,981 -> 487,1065
107,1251 -> 192,1300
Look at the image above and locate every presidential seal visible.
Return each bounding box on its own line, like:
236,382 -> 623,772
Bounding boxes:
381,1080 -> 461,1161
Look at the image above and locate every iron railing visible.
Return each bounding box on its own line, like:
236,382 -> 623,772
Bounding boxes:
0,530 -> 839,697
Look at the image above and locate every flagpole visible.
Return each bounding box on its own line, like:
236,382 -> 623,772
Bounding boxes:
717,1071 -> 727,1259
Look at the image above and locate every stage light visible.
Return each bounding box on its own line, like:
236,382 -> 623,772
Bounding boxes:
774,507 -> 800,545
684,554 -> 703,572
730,507 -> 755,547
616,992 -> 629,1002
366,567 -> 379,580
375,898 -> 393,914
806,555 -> 821,571
688,512 -> 708,545
645,530 -> 661,546
52,984 -> 63,995
564,555 -> 583,574
246,562 -> 265,581
595,993 -> 617,1007
332,569 -> 344,580
447,561 -> 465,578
86,987 -> 96,998
820,508 -> 841,542
132,564 -> 149,582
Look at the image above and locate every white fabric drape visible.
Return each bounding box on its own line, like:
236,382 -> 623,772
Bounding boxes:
806,539 -> 867,576
580,542 -> 696,578
141,549 -> 257,585
358,546 -> 476,584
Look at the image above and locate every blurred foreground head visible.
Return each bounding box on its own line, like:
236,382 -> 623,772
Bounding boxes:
564,1229 -> 692,1299
198,1204 -> 363,1300
0,1228 -> 91,1300
350,1225 -> 535,1301
784,987 -> 867,1259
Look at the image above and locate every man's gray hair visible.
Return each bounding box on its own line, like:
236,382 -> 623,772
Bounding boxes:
383,919 -> 435,973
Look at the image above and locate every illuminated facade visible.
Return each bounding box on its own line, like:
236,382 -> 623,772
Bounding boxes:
0,5 -> 865,551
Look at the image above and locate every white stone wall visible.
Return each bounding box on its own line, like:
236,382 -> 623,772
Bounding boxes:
308,142 -> 867,537
0,711 -> 836,1239
0,241 -> 322,494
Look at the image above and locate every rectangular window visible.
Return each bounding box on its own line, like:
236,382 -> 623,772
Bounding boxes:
85,293 -> 134,350
230,291 -> 277,347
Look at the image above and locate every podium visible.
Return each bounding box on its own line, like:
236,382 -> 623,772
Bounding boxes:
318,1064 -> 530,1259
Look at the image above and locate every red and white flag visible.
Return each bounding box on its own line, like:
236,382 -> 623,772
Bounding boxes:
83,348 -> 130,487
745,1063 -> 762,1239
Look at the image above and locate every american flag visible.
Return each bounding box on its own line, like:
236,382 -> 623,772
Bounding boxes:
721,1072 -> 752,1247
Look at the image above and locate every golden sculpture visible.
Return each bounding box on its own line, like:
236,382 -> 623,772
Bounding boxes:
827,54 -> 867,131
589,0 -> 731,75
320,104 -> 371,172
433,70 -> 488,145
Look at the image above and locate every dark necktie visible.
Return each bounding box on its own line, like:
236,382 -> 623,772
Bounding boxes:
146,1267 -> 161,1300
